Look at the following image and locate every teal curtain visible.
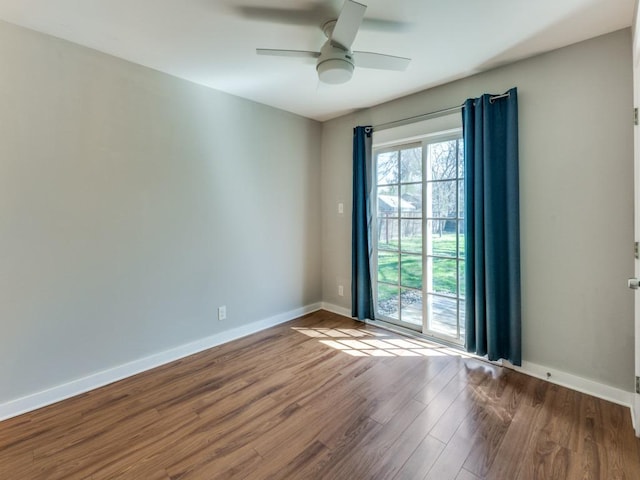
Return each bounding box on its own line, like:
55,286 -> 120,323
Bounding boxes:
352,126 -> 374,320
463,88 -> 521,365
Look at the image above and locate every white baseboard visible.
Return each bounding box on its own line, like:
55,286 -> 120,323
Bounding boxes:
321,302 -> 352,319
505,360 -> 633,410
0,303 -> 322,422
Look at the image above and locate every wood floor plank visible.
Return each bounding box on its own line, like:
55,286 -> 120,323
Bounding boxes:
424,419 -> 481,480
392,434 -> 445,480
0,450 -> 34,479
380,358 -> 474,475
167,443 -> 263,480
428,360 -> 498,444
40,408 -> 200,480
289,417 -> 384,480
541,384 -> 583,450
369,357 -> 451,424
250,384 -> 365,460
345,398 -> 433,479
413,357 -> 463,405
514,382 -> 583,480
483,375 -> 549,479
426,366 -> 533,480
461,368 -> 528,477
311,398 -> 426,479
455,468 -> 482,480
1,310 -> 639,479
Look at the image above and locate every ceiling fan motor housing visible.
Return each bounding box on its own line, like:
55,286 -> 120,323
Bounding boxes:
316,42 -> 354,84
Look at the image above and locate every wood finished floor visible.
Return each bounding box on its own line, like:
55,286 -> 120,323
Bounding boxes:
1,310 -> 639,479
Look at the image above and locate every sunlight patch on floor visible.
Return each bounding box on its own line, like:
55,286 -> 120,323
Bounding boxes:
292,326 -> 459,358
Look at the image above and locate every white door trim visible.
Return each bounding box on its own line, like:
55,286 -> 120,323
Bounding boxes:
632,0 -> 640,437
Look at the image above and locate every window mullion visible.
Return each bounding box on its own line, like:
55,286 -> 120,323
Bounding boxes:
422,140 -> 428,335
455,138 -> 460,340
397,149 -> 402,322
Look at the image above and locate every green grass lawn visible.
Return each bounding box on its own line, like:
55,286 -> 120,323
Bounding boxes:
378,233 -> 465,295
378,234 -> 463,257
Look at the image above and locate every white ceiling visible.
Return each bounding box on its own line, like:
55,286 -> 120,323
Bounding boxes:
0,0 -> 634,121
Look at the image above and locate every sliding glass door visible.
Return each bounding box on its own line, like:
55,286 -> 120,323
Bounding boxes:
373,134 -> 465,344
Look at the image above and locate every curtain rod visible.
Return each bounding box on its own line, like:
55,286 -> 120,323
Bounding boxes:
373,105 -> 461,131
372,92 -> 511,132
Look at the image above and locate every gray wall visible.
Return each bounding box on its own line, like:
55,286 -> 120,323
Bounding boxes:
321,29 -> 635,391
0,21 -> 322,404
0,20 -> 633,405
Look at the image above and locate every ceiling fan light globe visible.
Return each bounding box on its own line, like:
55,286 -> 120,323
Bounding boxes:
317,59 -> 354,84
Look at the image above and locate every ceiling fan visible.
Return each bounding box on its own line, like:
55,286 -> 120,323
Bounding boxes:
256,0 -> 411,85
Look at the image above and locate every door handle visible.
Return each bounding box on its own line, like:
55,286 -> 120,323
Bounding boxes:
628,278 -> 640,290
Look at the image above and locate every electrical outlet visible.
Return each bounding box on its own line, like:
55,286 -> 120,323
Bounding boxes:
338,285 -> 344,296
338,203 -> 344,214
218,305 -> 226,321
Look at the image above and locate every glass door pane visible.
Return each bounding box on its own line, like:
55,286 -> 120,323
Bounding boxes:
375,144 -> 423,331
373,136 -> 465,344
424,138 -> 465,344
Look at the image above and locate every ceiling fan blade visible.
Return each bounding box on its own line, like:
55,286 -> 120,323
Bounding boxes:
235,4 -> 333,27
257,49 -> 321,59
353,51 -> 411,71
362,18 -> 412,33
331,0 -> 366,50
234,3 -> 410,33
